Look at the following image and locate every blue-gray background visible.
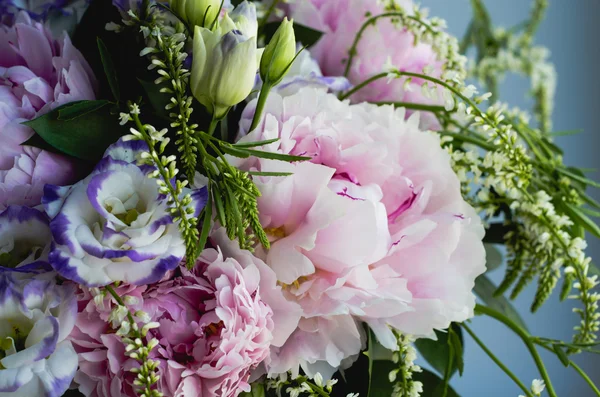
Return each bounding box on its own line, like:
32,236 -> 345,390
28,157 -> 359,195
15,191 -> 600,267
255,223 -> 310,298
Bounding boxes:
417,1 -> 600,395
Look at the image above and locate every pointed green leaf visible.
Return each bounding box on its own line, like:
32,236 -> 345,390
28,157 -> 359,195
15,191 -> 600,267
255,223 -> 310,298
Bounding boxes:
484,243 -> 504,271
415,368 -> 461,397
552,344 -> 570,367
57,100 -> 110,121
448,327 -> 464,376
22,100 -> 124,161
196,194 -> 213,256
237,148 -> 311,162
474,275 -> 529,331
415,324 -> 463,379
232,138 -> 281,148
247,171 -> 294,177
239,382 -> 266,397
562,203 -> 600,239
97,37 -> 120,101
557,167 -> 600,188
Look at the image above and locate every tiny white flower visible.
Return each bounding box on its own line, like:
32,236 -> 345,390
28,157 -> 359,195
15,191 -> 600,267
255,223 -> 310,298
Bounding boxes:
531,379 -> 545,395
314,372 -> 323,387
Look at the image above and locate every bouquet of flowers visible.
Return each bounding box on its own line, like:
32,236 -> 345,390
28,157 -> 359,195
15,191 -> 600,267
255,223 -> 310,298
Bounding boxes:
0,0 -> 598,396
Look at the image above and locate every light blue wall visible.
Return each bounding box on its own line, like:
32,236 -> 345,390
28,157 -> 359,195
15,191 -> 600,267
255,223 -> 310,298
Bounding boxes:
419,1 -> 600,395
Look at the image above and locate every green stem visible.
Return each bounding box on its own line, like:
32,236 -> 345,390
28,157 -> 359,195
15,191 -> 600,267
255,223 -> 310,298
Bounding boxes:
343,12 -> 437,78
304,380 -> 330,397
475,304 -> 557,397
535,342 -> 600,396
439,131 -> 496,151
371,101 -> 447,113
339,72 -> 388,100
441,344 -> 454,397
104,285 -> 139,337
250,82 -> 272,132
461,323 -> 533,397
207,115 -> 219,137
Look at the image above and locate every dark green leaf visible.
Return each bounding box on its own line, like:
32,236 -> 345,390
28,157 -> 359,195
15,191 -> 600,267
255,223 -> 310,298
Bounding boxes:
212,187 -> 227,226
221,145 -> 252,158
366,328 -> 376,397
448,327 -> 464,376
233,138 -> 281,148
62,389 -> 85,397
238,148 -> 311,162
22,100 -> 125,162
562,203 -> 600,239
21,132 -> 61,154
548,129 -> 583,137
557,167 -> 600,188
138,78 -> 171,120
581,191 -> 600,209
367,359 -> 396,397
474,275 -> 529,331
57,100 -> 111,121
247,171 -> 294,177
97,38 -> 120,101
484,243 -> 503,271
263,21 -> 323,48
414,368 -> 461,397
197,194 -> 213,256
552,344 -> 570,367
415,324 -> 463,379
580,207 -> 600,218
239,382 -> 266,397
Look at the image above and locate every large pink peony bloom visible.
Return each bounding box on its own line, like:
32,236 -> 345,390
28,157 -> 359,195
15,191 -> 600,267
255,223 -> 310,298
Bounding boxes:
285,0 -> 443,128
0,11 -> 96,210
232,87 -> 486,377
69,249 -> 282,397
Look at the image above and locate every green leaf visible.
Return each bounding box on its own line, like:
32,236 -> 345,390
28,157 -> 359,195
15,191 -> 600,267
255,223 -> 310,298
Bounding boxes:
138,78 -> 171,120
22,100 -> 124,162
21,131 -> 61,154
221,145 -> 252,158
548,129 -> 583,137
368,359 -> 396,397
581,191 -> 600,209
414,368 -> 461,397
196,194 -> 213,256
57,100 -> 110,121
552,344 -> 570,367
232,138 -> 281,148
562,203 -> 600,239
580,207 -> 600,218
247,171 -> 294,177
239,382 -> 266,397
62,390 -> 85,397
557,167 -> 600,188
474,275 -> 529,331
415,324 -> 463,379
263,22 -> 323,48
366,328 -> 376,397
237,148 -> 311,162
484,243 -> 504,271
97,38 -> 120,101
448,327 -> 464,376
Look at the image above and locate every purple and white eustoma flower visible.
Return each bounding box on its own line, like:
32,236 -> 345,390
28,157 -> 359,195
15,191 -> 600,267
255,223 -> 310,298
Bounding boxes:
0,274 -> 78,397
44,139 -> 208,287
0,205 -> 52,273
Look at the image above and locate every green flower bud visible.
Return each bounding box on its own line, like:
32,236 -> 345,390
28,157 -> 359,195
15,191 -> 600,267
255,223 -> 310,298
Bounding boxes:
260,17 -> 296,85
169,0 -> 221,28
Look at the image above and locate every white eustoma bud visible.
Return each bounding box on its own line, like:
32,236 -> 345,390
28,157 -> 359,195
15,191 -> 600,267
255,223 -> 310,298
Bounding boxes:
260,17 -> 296,85
170,0 -> 221,28
191,1 -> 260,118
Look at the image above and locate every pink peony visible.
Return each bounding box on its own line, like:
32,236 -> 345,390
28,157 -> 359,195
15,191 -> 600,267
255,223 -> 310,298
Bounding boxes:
0,11 -> 96,210
232,87 -> 486,377
69,249 -> 279,397
285,0 -> 443,128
